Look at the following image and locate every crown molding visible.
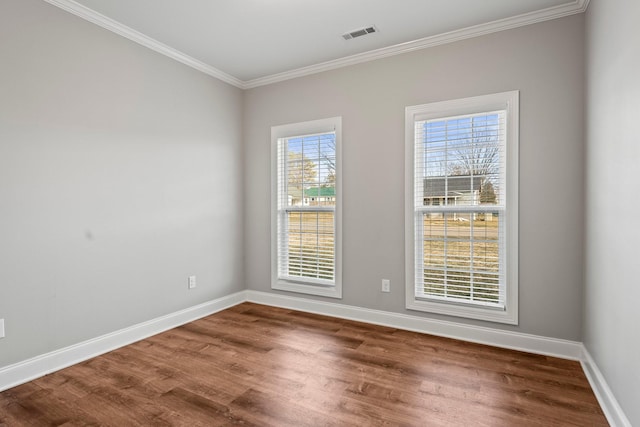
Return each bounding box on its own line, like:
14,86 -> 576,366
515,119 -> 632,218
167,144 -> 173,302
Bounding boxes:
43,0 -> 588,90
243,0 -> 589,89
42,0 -> 244,89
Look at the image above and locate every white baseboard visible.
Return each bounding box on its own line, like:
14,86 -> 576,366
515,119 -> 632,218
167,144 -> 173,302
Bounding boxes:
581,348 -> 632,427
246,290 -> 583,360
0,291 -> 247,393
248,291 -> 634,426
0,288 -> 630,427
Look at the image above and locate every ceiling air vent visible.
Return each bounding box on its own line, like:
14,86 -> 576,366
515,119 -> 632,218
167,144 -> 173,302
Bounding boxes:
342,26 -> 377,41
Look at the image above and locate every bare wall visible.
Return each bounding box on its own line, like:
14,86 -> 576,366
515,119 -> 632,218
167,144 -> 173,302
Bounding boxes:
0,0 -> 244,367
585,0 -> 640,424
244,14 -> 585,340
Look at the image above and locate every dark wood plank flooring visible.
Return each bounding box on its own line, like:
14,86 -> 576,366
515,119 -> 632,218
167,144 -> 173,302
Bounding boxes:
0,303 -> 608,426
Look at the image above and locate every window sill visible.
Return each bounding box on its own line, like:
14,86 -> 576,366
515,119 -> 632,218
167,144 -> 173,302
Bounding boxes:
406,297 -> 518,325
273,279 -> 342,299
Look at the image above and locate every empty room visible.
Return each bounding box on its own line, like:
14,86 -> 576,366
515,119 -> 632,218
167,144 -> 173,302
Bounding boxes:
0,0 -> 637,425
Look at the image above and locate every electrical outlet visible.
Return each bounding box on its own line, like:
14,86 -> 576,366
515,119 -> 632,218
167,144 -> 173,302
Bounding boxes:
188,276 -> 197,289
0,319 -> 5,339
381,279 -> 390,293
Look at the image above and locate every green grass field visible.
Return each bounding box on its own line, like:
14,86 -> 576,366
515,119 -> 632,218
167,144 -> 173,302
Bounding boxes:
284,211 -> 335,281
281,212 -> 501,304
422,215 -> 501,303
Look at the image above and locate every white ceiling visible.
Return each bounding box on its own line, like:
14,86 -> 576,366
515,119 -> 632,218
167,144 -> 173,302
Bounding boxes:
48,0 -> 588,87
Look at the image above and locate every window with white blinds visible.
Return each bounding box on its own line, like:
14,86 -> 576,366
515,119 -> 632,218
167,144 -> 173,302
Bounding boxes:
405,92 -> 519,324
271,117 -> 342,299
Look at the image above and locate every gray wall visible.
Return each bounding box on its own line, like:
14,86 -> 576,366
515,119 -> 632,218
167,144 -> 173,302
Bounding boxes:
585,0 -> 640,424
0,0 -> 244,367
2,2 -> 635,420
244,15 -> 586,340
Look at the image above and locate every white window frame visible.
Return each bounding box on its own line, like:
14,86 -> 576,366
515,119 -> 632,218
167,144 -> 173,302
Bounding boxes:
271,117 -> 342,299
405,91 -> 519,324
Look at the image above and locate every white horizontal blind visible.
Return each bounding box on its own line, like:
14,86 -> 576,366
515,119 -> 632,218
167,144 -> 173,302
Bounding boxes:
414,111 -> 507,308
277,132 -> 336,285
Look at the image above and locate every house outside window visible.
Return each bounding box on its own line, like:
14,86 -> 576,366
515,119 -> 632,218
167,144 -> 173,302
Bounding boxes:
271,117 -> 342,299
405,92 -> 519,324
303,186 -> 336,206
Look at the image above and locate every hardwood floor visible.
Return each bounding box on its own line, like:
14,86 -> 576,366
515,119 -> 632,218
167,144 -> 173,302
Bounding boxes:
0,303 -> 607,426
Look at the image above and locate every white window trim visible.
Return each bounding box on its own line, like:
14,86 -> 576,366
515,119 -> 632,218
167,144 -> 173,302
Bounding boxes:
405,91 -> 519,325
271,117 -> 343,299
